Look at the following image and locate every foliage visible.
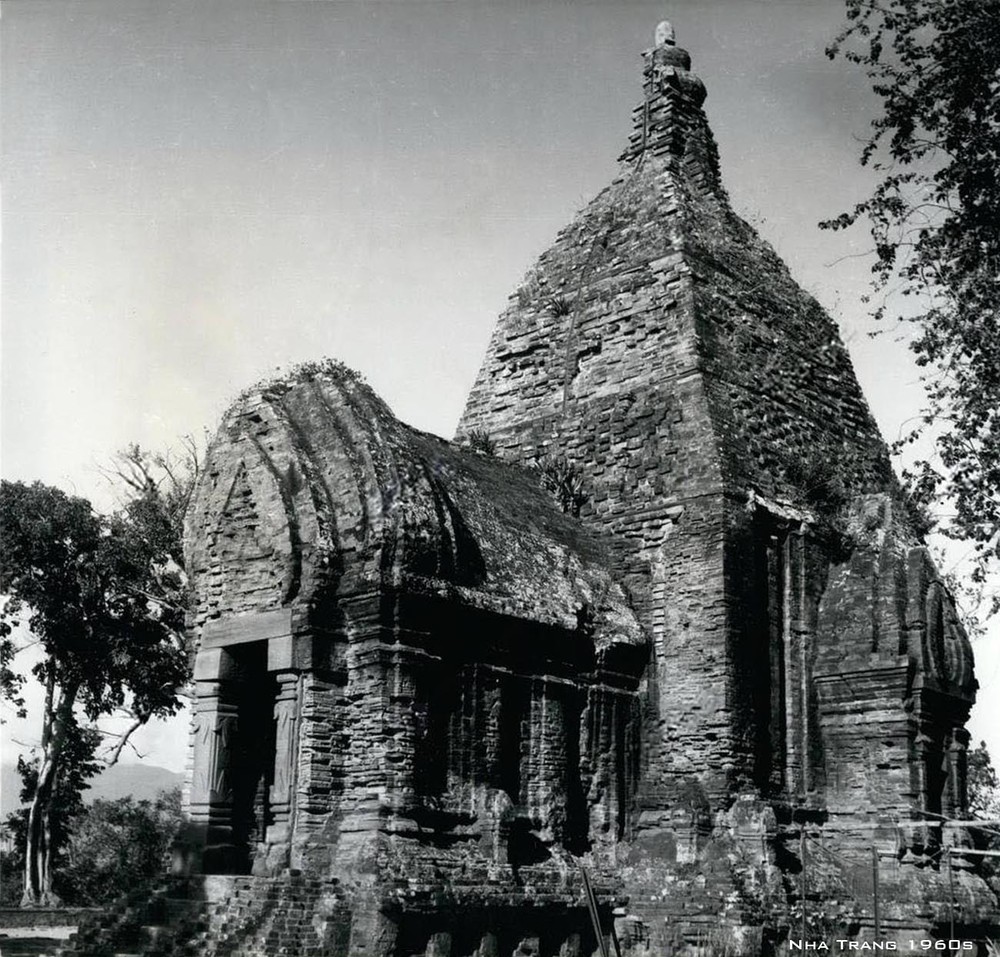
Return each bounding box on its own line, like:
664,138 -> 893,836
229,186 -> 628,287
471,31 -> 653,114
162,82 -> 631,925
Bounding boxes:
0,480 -> 189,904
0,480 -> 189,738
58,789 -> 183,906
968,740 -> 1000,820
778,449 -> 863,560
99,440 -> 200,689
465,430 -> 497,458
534,456 -> 588,517
238,357 -> 367,405
0,723 -> 103,906
967,741 -> 1000,893
0,844 -> 21,906
784,451 -> 850,516
544,295 -> 572,318
103,439 -> 200,571
18,723 -> 103,855
0,787 -> 183,907
1,608 -> 25,718
823,0 -> 1000,614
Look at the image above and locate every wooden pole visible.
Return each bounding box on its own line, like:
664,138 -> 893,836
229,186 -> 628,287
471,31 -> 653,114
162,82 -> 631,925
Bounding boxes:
800,826 -> 807,941
946,847 -> 1000,858
871,844 -> 881,938
579,863 -> 611,957
947,848 -> 955,940
610,919 -> 623,957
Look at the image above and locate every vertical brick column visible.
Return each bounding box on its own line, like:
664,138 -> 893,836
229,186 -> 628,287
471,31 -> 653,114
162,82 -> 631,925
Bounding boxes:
907,701 -> 942,856
943,724 -> 977,866
478,668 -> 504,788
383,645 -> 423,817
263,630 -> 333,873
525,678 -> 569,843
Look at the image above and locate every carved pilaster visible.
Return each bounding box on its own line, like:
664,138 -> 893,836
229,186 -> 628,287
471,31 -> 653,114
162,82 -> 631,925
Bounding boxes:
267,670 -> 300,840
191,693 -> 238,806
185,647 -> 243,872
945,723 -> 969,813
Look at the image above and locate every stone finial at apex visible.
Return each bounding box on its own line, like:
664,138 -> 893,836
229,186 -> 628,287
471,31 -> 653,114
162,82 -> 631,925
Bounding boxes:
620,16 -> 710,167
655,19 -> 676,47
647,18 -> 693,76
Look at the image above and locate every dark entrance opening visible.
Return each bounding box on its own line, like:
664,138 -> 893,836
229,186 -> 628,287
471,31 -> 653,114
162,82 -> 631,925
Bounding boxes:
229,642 -> 277,871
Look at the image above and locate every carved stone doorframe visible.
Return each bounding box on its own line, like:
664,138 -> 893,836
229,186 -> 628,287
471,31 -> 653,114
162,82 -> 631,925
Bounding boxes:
180,609 -> 306,875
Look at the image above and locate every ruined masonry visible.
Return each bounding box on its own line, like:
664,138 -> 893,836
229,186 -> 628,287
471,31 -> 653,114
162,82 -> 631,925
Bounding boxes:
65,22 -> 998,957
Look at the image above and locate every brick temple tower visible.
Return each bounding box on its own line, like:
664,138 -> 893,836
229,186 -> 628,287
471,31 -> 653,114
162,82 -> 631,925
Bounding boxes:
63,21 -> 997,957
455,19 -> 995,949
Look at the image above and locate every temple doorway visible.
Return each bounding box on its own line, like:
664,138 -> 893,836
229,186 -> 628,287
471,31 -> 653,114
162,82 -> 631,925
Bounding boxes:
229,641 -> 277,871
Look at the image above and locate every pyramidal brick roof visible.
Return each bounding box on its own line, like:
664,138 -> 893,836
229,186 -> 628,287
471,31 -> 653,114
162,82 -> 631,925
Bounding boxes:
457,21 -> 899,522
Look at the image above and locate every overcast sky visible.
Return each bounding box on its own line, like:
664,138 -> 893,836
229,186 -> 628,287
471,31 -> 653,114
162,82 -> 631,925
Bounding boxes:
2,0 -> 996,772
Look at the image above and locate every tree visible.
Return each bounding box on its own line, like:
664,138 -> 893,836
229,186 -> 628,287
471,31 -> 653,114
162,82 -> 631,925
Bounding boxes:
968,741 -> 1000,820
0,722 -> 102,906
823,0 -> 1000,613
100,438 -> 200,574
966,741 -> 1000,893
94,439 -> 200,764
58,789 -> 183,906
0,481 -> 189,905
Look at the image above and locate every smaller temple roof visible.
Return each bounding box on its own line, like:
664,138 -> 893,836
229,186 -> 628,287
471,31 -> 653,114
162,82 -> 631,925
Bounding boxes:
185,361 -> 644,651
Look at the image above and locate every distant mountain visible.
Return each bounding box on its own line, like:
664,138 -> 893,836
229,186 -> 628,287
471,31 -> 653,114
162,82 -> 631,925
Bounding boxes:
1,763 -> 183,815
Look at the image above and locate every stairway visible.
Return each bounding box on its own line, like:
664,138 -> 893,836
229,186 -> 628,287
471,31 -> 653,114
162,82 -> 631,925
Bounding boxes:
56,874 -> 349,957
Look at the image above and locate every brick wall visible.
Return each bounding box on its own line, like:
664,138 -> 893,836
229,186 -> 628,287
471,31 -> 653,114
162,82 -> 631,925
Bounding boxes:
455,27 -> 994,950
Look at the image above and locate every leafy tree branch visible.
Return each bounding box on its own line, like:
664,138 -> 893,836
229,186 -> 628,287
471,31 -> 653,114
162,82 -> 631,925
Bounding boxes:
824,0 -> 1000,614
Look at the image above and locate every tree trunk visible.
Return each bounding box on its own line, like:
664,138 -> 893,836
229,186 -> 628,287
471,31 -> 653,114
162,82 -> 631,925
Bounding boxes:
41,798 -> 60,904
23,757 -> 61,905
21,683 -> 77,907
22,793 -> 46,906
